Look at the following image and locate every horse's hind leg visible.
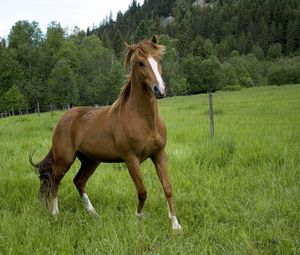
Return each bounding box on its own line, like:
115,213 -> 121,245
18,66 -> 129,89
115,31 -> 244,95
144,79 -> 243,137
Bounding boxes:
74,153 -> 99,215
50,160 -> 73,215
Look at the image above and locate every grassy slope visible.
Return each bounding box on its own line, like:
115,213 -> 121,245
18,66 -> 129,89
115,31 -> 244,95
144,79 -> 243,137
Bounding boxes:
0,85 -> 299,254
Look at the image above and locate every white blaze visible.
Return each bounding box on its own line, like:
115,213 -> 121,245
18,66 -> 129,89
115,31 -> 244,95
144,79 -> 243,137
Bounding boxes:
148,57 -> 166,94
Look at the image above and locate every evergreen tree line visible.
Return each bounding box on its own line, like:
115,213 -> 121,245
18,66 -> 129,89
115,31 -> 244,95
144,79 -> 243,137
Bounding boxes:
94,0 -> 300,92
1,0 -> 300,112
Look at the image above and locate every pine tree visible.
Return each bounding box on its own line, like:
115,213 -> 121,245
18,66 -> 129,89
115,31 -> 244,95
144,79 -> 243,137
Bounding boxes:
286,19 -> 297,54
257,17 -> 269,53
112,29 -> 124,58
269,21 -> 277,43
245,33 -> 253,54
134,20 -> 149,42
276,23 -> 284,45
238,32 -> 247,55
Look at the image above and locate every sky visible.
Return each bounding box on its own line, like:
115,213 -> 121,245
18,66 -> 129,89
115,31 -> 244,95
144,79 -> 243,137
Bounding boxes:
0,0 -> 144,38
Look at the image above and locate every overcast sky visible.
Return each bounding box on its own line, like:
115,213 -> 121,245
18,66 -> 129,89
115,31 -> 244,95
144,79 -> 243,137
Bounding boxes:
0,0 -> 144,38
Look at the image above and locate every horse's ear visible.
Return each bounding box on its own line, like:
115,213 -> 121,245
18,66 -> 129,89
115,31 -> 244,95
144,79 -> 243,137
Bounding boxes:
124,41 -> 135,52
124,42 -> 133,69
152,34 -> 157,44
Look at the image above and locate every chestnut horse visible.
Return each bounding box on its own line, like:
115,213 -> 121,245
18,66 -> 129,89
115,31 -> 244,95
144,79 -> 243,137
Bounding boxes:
30,35 -> 181,230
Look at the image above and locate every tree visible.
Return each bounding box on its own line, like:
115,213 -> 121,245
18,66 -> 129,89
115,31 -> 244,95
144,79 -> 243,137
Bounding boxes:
48,59 -> 78,108
1,85 -> 27,111
202,39 -> 215,59
111,29 -> 124,58
238,32 -> 247,55
182,56 -> 223,94
222,62 -> 239,86
134,20 -> 149,42
201,56 -> 223,92
181,56 -> 203,94
268,59 -> 300,85
0,48 -> 24,97
42,21 -> 65,76
267,43 -> 282,60
230,53 -> 254,87
257,17 -> 269,53
76,35 -> 124,105
175,9 -> 192,59
243,54 -> 265,85
269,21 -> 277,43
286,19 -> 297,55
215,39 -> 230,60
8,20 -> 43,74
192,36 -> 205,58
251,45 -> 264,60
98,60 -> 124,105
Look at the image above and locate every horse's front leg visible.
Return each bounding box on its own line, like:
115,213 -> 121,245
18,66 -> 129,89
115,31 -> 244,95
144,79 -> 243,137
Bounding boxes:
152,149 -> 182,230
125,157 -> 147,219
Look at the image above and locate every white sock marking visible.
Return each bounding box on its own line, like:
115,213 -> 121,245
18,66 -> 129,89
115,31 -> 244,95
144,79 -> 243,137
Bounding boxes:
171,215 -> 182,230
148,57 -> 166,94
135,210 -> 143,220
82,193 -> 97,215
167,202 -> 182,230
52,196 -> 59,216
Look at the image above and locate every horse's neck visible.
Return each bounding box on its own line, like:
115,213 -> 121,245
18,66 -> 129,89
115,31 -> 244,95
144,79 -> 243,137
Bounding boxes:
126,75 -> 158,128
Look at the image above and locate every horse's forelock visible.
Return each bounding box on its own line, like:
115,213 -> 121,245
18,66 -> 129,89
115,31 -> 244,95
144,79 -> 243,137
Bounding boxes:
125,40 -> 165,68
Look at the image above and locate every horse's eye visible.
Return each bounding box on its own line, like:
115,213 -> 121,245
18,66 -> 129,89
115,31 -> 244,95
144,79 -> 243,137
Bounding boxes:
138,61 -> 145,67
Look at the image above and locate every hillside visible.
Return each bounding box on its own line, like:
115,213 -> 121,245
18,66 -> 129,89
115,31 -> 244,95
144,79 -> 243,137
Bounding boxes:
93,0 -> 300,57
0,0 -> 300,113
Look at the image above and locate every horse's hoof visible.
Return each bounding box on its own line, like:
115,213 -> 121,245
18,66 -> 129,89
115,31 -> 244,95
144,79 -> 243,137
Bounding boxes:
135,210 -> 143,220
170,216 -> 182,231
51,209 -> 59,216
172,223 -> 182,231
87,209 -> 99,217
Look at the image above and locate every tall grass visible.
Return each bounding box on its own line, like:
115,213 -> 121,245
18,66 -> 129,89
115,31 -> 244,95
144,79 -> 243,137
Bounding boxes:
0,85 -> 299,254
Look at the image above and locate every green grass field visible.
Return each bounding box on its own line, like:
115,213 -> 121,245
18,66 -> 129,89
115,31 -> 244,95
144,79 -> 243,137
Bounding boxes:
0,85 -> 299,254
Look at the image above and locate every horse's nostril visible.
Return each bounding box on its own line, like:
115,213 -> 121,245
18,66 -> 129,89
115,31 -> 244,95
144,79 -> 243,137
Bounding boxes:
154,85 -> 159,92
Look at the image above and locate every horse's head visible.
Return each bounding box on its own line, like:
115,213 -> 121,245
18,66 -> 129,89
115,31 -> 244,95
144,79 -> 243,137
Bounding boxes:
125,35 -> 166,99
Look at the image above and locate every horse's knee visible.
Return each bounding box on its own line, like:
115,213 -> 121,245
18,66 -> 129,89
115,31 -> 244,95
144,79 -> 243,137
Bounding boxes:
138,190 -> 147,202
163,185 -> 172,198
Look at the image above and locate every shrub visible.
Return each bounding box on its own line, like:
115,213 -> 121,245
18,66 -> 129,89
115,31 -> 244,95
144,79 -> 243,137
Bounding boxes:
222,84 -> 242,91
268,61 -> 300,85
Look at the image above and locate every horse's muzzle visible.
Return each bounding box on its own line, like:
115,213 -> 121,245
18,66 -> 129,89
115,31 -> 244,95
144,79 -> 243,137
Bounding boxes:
153,85 -> 166,99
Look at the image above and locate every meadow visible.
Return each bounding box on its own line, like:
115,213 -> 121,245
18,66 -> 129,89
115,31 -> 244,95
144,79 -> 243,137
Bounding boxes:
0,85 -> 299,254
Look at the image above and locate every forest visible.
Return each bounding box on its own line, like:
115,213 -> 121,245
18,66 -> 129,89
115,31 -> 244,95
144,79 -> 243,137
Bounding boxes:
0,0 -> 300,112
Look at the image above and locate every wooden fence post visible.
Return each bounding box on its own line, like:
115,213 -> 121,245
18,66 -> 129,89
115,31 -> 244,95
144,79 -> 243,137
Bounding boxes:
209,93 -> 214,138
37,102 -> 40,116
50,103 -> 53,119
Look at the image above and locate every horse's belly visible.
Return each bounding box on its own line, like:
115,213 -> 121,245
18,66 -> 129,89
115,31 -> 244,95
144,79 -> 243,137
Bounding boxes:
78,131 -> 122,162
79,146 -> 123,163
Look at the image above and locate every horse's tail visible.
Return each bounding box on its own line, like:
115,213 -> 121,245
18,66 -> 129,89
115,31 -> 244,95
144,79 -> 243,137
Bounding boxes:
29,149 -> 56,208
